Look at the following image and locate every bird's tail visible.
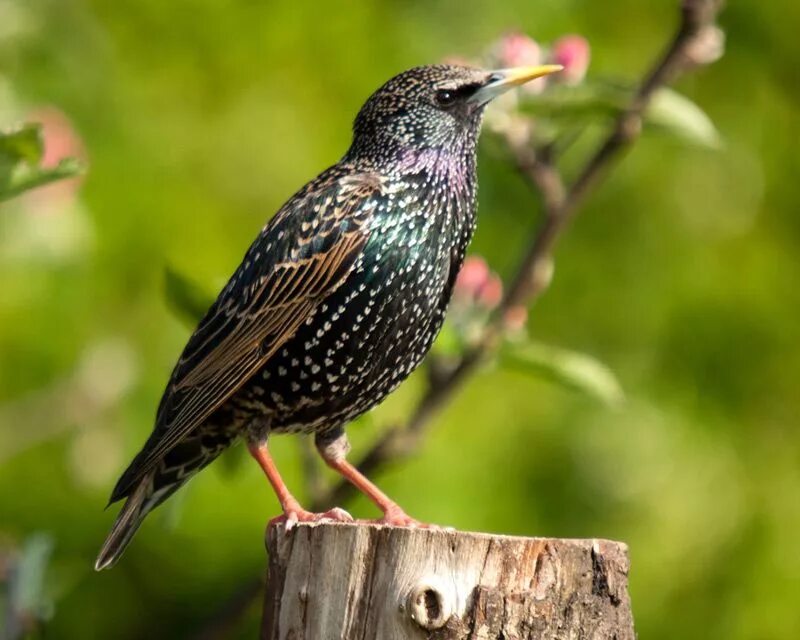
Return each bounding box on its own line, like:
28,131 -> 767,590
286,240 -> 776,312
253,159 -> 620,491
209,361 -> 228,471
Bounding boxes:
95,471 -> 164,571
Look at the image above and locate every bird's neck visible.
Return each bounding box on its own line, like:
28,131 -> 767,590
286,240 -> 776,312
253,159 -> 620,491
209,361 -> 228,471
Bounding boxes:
345,136 -> 478,189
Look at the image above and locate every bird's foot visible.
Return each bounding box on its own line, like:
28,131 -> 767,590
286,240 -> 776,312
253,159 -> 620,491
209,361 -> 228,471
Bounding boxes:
369,506 -> 432,528
270,506 -> 354,531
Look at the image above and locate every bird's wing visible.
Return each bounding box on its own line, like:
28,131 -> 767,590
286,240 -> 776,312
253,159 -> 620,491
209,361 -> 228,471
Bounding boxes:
116,172 -> 381,495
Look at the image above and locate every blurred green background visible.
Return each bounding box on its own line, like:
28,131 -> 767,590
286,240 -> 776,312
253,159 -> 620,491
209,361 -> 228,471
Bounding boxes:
1,0 -> 799,638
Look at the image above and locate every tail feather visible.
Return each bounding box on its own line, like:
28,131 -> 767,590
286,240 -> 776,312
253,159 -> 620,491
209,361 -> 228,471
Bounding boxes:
96,420 -> 236,570
95,473 -> 156,571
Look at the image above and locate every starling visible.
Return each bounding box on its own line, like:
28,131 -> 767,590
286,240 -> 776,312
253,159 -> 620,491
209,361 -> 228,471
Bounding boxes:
96,63 -> 561,570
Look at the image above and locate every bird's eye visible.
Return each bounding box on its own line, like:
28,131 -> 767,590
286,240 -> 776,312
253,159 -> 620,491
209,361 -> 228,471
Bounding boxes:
435,89 -> 456,108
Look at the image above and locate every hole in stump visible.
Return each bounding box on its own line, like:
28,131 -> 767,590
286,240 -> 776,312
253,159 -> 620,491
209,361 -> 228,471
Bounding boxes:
408,578 -> 451,630
422,588 -> 441,622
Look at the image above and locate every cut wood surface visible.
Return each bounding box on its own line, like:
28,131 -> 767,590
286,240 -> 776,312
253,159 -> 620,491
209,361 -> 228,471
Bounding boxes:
261,522 -> 634,639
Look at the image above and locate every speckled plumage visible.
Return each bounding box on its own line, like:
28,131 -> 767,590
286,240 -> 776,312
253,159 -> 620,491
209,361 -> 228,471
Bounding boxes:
97,63 -> 559,569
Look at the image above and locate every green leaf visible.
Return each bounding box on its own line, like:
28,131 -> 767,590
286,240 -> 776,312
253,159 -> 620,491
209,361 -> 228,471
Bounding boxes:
0,123 -> 45,165
501,340 -> 624,406
164,266 -> 215,325
0,157 -> 84,202
0,123 -> 84,202
517,80 -> 628,120
645,87 -> 721,148
517,80 -> 720,149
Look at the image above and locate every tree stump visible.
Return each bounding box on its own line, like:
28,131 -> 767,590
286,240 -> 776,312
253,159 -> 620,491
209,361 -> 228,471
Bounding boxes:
261,522 -> 634,639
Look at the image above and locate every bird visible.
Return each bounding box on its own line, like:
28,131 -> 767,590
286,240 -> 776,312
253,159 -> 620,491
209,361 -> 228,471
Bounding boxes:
95,62 -> 562,570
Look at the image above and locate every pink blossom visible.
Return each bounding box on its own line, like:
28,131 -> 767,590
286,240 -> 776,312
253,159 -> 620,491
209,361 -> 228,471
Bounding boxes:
503,306 -> 529,332
497,32 -> 546,94
454,256 -> 503,312
455,256 -> 490,301
550,35 -> 590,85
478,273 -> 503,309
498,32 -> 541,68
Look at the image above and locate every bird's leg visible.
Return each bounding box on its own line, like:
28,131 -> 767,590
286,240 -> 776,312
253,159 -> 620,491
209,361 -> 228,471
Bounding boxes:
246,428 -> 352,529
315,430 -> 424,527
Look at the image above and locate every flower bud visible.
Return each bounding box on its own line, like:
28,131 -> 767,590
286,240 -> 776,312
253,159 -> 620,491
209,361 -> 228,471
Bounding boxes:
478,273 -> 503,310
503,306 -> 529,332
498,32 -> 541,68
496,32 -> 547,94
454,256 -> 490,302
684,25 -> 725,67
551,35 -> 590,85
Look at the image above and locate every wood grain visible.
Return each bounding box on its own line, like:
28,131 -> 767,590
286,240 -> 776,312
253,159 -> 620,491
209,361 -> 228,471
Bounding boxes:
262,522 -> 634,639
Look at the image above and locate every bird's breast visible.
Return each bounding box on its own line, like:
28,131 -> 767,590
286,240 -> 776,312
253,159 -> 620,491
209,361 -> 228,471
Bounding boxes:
238,168 -> 477,435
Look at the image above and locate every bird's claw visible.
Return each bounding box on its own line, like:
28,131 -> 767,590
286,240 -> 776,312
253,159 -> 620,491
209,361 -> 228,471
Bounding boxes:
370,507 -> 434,528
270,506 -> 354,531
319,507 -> 354,522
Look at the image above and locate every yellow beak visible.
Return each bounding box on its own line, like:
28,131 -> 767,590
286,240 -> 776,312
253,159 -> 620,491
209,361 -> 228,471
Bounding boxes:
469,64 -> 564,105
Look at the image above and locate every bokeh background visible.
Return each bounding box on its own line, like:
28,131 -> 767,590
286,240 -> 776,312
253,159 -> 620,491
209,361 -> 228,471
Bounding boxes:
1,0 -> 799,638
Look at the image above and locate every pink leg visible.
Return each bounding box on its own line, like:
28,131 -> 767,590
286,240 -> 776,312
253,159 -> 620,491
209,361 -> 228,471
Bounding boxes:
247,441 -> 352,528
316,433 -> 426,527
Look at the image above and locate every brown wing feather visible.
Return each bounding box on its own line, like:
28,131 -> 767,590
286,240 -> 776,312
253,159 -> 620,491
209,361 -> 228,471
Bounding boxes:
111,172 -> 381,499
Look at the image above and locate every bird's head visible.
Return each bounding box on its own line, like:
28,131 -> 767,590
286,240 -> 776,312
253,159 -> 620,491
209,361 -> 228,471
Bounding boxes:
346,64 -> 561,166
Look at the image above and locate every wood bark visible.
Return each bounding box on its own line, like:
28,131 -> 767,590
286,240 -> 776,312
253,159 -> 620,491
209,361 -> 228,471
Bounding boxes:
261,522 -> 634,639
